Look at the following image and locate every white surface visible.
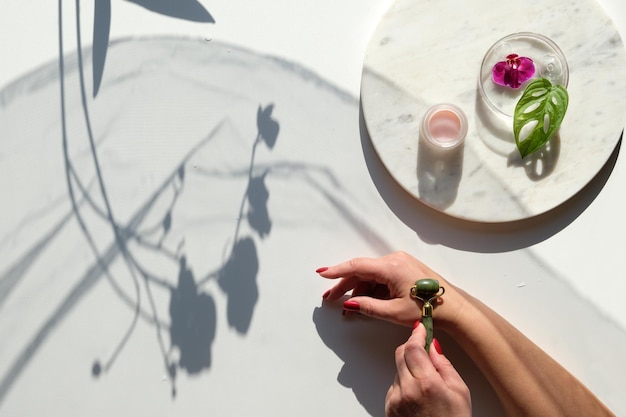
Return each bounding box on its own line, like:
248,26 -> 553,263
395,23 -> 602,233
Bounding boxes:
1,1 -> 625,417
361,0 -> 626,222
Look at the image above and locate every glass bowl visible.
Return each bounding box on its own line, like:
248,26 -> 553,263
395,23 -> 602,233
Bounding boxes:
478,32 -> 569,119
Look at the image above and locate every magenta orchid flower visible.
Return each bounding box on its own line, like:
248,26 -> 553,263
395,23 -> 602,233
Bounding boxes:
492,54 -> 535,89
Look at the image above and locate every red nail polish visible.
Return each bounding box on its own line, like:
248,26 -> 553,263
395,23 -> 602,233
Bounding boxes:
316,267 -> 328,273
343,300 -> 360,311
413,320 -> 421,330
432,338 -> 443,355
322,289 -> 331,299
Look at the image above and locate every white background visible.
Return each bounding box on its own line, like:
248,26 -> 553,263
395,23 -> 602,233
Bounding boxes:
1,1 -> 625,416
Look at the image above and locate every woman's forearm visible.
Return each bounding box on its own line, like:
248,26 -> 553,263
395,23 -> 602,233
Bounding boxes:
439,285 -> 614,417
317,253 -> 614,416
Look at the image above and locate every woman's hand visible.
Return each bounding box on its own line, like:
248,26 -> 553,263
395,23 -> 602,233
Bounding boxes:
318,252 -> 616,417
386,323 -> 471,417
316,251 -> 461,328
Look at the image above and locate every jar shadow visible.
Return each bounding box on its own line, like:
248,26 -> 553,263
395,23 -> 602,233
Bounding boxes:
416,133 -> 464,210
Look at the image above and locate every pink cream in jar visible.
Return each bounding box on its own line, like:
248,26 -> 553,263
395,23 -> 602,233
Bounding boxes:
420,104 -> 467,149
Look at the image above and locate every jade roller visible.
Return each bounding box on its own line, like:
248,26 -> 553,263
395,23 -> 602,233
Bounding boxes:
410,279 -> 445,352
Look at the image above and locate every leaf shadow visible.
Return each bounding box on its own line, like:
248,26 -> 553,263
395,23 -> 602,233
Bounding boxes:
217,237 -> 259,334
169,256 -> 217,375
92,0 -> 111,97
506,133 -> 560,181
92,0 -> 214,98
127,0 -> 215,22
247,171 -> 272,238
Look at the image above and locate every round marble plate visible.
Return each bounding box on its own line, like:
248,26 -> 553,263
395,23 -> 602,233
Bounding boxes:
361,0 -> 626,222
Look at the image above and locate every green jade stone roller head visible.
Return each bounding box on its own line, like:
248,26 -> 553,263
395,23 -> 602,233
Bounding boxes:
410,279 -> 445,352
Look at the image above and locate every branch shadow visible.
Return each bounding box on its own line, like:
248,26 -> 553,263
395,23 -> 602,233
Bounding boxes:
0,211 -> 74,309
74,0 -> 266,391
0,79 -> 267,403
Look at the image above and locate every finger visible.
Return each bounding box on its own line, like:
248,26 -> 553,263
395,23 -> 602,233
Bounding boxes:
323,276 -> 361,300
394,343 -> 412,383
317,257 -> 392,286
385,382 -> 396,403
352,281 -> 375,297
372,283 -> 390,299
347,296 -> 419,326
429,339 -> 467,390
392,371 -> 401,388
403,323 -> 437,379
385,383 -> 401,417
350,282 -> 389,300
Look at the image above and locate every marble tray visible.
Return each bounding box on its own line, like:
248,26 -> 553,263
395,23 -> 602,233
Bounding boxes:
361,0 -> 626,222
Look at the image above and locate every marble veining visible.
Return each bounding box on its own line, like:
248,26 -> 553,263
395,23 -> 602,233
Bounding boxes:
361,0 -> 626,222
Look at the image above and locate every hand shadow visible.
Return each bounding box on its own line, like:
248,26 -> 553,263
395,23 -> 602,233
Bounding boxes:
313,303 -> 505,417
313,304 -> 407,417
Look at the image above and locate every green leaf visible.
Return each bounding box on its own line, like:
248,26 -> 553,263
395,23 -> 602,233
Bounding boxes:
513,78 -> 569,158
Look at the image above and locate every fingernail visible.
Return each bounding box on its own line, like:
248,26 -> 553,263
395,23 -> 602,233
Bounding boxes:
316,267 -> 328,273
432,338 -> 443,355
413,320 -> 421,330
343,300 -> 360,311
322,289 -> 331,299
